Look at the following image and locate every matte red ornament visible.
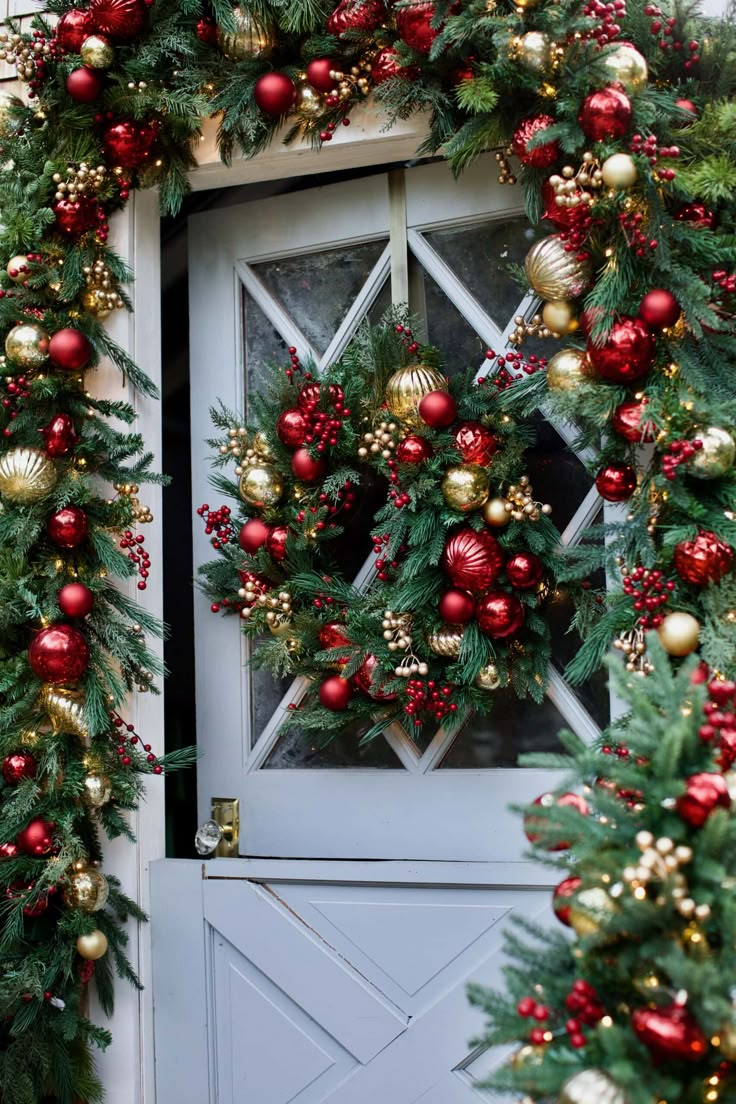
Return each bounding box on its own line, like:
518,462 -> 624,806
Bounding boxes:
276,408 -> 308,449
587,316 -> 655,384
196,17 -> 219,45
595,463 -> 637,502
2,751 -> 37,785
307,58 -> 337,92
57,10 -> 95,52
674,531 -> 733,586
578,85 -> 632,142
318,674 -> 353,711
57,582 -> 95,619
371,46 -> 405,84
453,421 -> 498,465
0,841 -> 19,860
49,328 -> 92,371
351,654 -> 398,701
524,791 -> 590,849
254,72 -> 297,116
103,120 -> 157,169
442,527 -> 505,593
395,1 -> 439,54
511,115 -> 559,169
89,0 -> 147,39
476,590 -> 525,639
675,202 -> 716,230
505,551 -> 544,590
631,1004 -> 708,1062
396,434 -> 433,463
612,399 -> 655,443
266,525 -> 289,563
418,390 -> 457,429
553,875 -> 582,926
291,447 -> 327,482
639,289 -> 680,330
318,621 -> 351,659
16,818 -> 55,856
47,506 -> 89,549
53,196 -> 99,238
239,518 -> 271,554
28,625 -> 90,684
327,0 -> 386,34
66,67 -> 103,102
438,588 -> 476,624
676,771 -> 730,827
674,97 -> 697,119
41,413 -> 78,458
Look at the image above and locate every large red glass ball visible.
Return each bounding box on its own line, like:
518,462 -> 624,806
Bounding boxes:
41,413 -> 78,458
587,316 -> 655,384
276,408 -> 308,449
318,675 -> 353,711
49,328 -> 92,371
103,120 -> 157,169
28,625 -> 90,684
395,1 -> 438,53
677,771 -> 730,827
553,875 -> 582,926
372,46 -> 404,84
254,73 -> 297,116
438,588 -> 476,624
54,197 -> 99,238
58,582 -> 95,619
631,1005 -> 708,1062
675,203 -> 716,230
89,0 -> 147,39
306,58 -> 337,92
266,525 -> 289,563
396,434 -> 433,463
505,551 -> 544,590
611,400 -> 655,443
511,114 -> 559,168
291,447 -> 327,482
57,10 -> 95,52
66,67 -> 103,103
2,751 -> 37,785
238,518 -> 271,553
351,654 -> 398,702
327,0 -> 386,33
453,421 -> 498,465
418,390 -> 457,429
476,590 -> 525,639
524,791 -> 590,848
442,527 -> 505,593
639,289 -> 680,330
47,506 -> 89,548
595,463 -> 637,502
674,531 -> 733,586
579,85 -> 632,142
16,818 -> 55,856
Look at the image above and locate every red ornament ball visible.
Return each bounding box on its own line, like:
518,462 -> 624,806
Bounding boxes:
238,518 -> 271,553
453,421 -> 497,465
306,58 -> 337,93
505,551 -> 544,590
49,328 -> 92,371
352,654 -> 398,702
631,1004 -> 708,1062
291,447 -> 327,482
297,382 -> 322,412
674,97 -> 697,120
41,413 -> 78,458
587,316 -> 655,384
579,85 -> 632,142
595,463 -> 637,502
327,0 -> 386,33
318,621 -> 351,659
675,202 -> 716,230
103,120 -> 157,169
677,771 -> 730,827
553,875 -> 582,926
395,1 -> 439,54
476,590 -> 525,639
47,506 -> 89,549
418,390 -> 457,429
54,196 -> 99,238
88,0 -> 147,39
442,527 -> 505,593
2,751 -> 37,785
254,72 -> 297,116
28,624 -> 90,684
0,841 -> 19,860
57,582 -> 95,619
541,181 -> 574,229
276,408 -> 308,449
511,114 -> 559,169
524,791 -> 590,849
674,531 -> 733,587
396,434 -> 433,463
639,289 -> 680,330
266,525 -> 289,563
438,588 -> 476,625
16,818 -> 55,856
57,10 -> 95,52
66,67 -> 103,103
372,46 -> 405,84
318,675 -> 353,711
611,399 -> 655,443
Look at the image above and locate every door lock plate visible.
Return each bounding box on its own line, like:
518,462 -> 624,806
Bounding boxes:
211,797 -> 239,857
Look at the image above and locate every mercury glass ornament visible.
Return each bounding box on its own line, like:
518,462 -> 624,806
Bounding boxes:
600,42 -> 648,94
239,463 -> 284,508
82,772 -> 112,808
427,626 -> 464,657
5,321 -> 50,370
0,447 -> 57,503
217,6 -> 276,59
559,1070 -> 628,1104
688,426 -> 736,480
514,31 -> 553,72
80,34 -> 115,68
385,364 -> 448,428
525,236 -> 592,300
475,663 -> 501,690
63,867 -> 110,912
568,886 -> 617,937
295,82 -> 324,118
546,348 -> 592,391
441,464 -> 490,512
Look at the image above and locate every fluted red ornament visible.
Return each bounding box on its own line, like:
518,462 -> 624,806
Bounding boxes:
2,751 -> 37,785
103,119 -> 157,169
41,414 -> 78,458
239,518 -> 271,553
66,67 -> 103,102
58,582 -> 95,618
276,408 -> 307,449
631,1004 -> 708,1061
674,531 -> 733,586
438,588 -> 476,624
54,196 -> 99,238
442,527 -> 505,593
639,289 -> 680,330
612,399 -> 655,443
579,85 -> 632,141
511,114 -> 559,168
291,447 -> 327,482
16,818 -> 55,856
453,421 -> 498,465
396,434 -> 433,463
352,654 -> 398,701
28,625 -> 90,684
505,551 -> 544,590
306,58 -> 337,92
89,0 -> 147,39
675,203 -> 716,230
524,791 -> 590,849
595,463 -> 637,502
553,875 -> 582,926
395,1 -> 440,53
0,841 -> 19,860
587,316 -> 655,384
418,390 -> 457,428
676,771 -> 730,827
318,674 -> 353,711
327,0 -> 386,34
49,328 -> 92,371
372,46 -> 407,84
266,525 -> 289,563
476,590 -> 525,638
254,72 -> 297,116
47,506 -> 89,548
57,10 -> 95,52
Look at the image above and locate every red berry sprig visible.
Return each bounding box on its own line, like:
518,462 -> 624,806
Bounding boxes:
619,209 -> 658,256
699,678 -> 736,768
197,502 -> 234,548
581,0 -> 626,45
629,134 -> 679,181
645,5 -> 701,67
484,348 -> 547,391
622,565 -> 676,629
1,374 -> 30,436
109,709 -> 163,774
120,529 -> 151,591
403,678 -> 457,726
394,323 -> 420,355
661,436 -> 703,480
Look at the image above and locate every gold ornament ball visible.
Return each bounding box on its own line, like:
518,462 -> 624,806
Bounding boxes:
217,6 -> 276,59
600,42 -> 648,94
525,235 -> 592,301
559,1070 -> 629,1104
251,430 -> 272,458
514,30 -> 553,72
295,82 -> 324,118
6,254 -> 30,284
82,772 -> 112,808
542,299 -> 577,335
482,497 -> 511,527
568,886 -> 616,938
80,34 -> 115,68
384,363 -> 448,428
688,426 -> 736,480
81,287 -> 111,318
475,663 -> 500,690
0,447 -> 57,504
601,152 -> 638,189
38,685 -> 88,739
63,868 -> 110,912
76,929 -> 109,960
239,463 -> 284,509
427,626 -> 464,657
509,1044 -> 545,1070
441,464 -> 490,512
546,348 -> 591,392
657,611 -> 700,657
5,321 -> 50,370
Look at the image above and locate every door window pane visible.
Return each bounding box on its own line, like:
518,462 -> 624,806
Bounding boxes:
525,413 -> 594,531
411,263 -> 489,377
439,694 -> 567,768
243,290 -> 290,402
264,722 -> 402,768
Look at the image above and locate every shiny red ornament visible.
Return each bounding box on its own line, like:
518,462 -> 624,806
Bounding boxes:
2,752 -> 37,785
291,447 -> 327,482
54,196 -> 99,238
453,421 -> 497,465
239,518 -> 271,554
595,463 -> 637,502
57,582 -> 95,618
318,621 -> 351,659
47,506 -> 89,548
579,85 -> 632,142
438,588 -> 476,624
476,590 -> 525,639
276,408 -> 308,449
674,531 -> 733,587
675,202 -> 715,230
442,527 -> 505,593
674,98 -> 697,120
89,0 -> 147,39
395,1 -> 439,54
297,382 -> 322,411
0,841 -> 19,860
49,328 -> 92,371
396,434 -> 433,463
57,10 -> 95,52
511,115 -> 559,169
307,58 -> 337,92
352,654 -> 398,702
103,120 -> 157,169
676,771 -> 730,827
639,289 -> 680,330
196,17 -> 219,45
41,413 -> 78,458
541,181 -> 574,229
505,551 -> 544,590
631,1004 -> 708,1062
16,818 -> 55,856
524,791 -> 590,849
66,67 -> 103,102
28,624 -> 90,684
372,46 -> 406,84
553,875 -> 582,926
612,399 -> 655,443
266,525 -> 289,563
254,72 -> 297,116
587,316 -> 655,384
418,390 -> 457,429
318,674 -> 353,711
327,0 -> 386,34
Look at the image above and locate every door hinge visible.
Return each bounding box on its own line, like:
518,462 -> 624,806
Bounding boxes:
211,797 -> 239,857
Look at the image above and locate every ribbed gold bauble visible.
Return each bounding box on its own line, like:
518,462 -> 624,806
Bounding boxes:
5,321 -> 50,369
656,611 -> 700,657
217,6 -> 276,59
441,464 -> 490,512
600,42 -> 648,94
513,30 -> 553,71
80,33 -> 114,68
568,886 -> 616,937
0,447 -> 57,503
38,686 -> 89,739
475,663 -> 500,690
82,772 -> 112,808
542,299 -> 577,335
63,867 -> 109,912
295,82 -> 324,117
385,364 -> 448,428
688,426 -> 736,480
546,348 -> 591,391
427,626 -> 464,657
76,929 -> 109,960
559,1070 -> 629,1104
239,463 -> 284,508
482,497 -> 511,527
525,236 -> 592,301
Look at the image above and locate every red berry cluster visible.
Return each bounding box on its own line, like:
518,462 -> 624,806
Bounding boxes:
622,566 -> 676,629
712,270 -> 736,295
120,529 -> 151,591
563,979 -> 606,1046
404,678 -> 457,726
295,502 -> 338,533
285,346 -> 302,381
297,381 -> 350,453
699,678 -> 736,769
661,436 -> 703,480
197,502 -> 234,548
598,743 -> 646,805
646,7 -> 701,67
394,323 -> 420,355
630,133 -> 679,181
319,479 -> 357,515
388,469 -> 411,510
110,709 -> 163,774
7,880 -> 57,917
581,0 -> 626,46
1,374 -> 31,436
483,349 -> 547,392
559,204 -> 597,253
619,209 -> 658,256
516,995 -> 552,1045
372,533 -> 407,580
78,960 -> 96,983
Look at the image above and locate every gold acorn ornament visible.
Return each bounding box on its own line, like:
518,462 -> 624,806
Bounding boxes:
82,772 -> 112,808
384,363 -> 448,428
217,6 -> 276,59
546,348 -> 591,391
599,41 -> 648,94
5,321 -> 50,370
559,1070 -> 629,1104
427,626 -> 464,658
525,236 -> 592,300
0,447 -> 57,503
76,929 -> 109,960
542,300 -> 577,336
38,685 -> 89,740
475,663 -> 501,690
239,464 -> 284,509
688,426 -> 736,480
511,30 -> 553,72
63,865 -> 110,912
657,611 -> 700,657
441,464 -> 490,512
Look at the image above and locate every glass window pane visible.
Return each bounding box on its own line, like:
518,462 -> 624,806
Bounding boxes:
439,693 -> 567,768
412,263 -> 489,377
263,721 -> 402,768
243,289 -> 289,405
525,412 -> 594,531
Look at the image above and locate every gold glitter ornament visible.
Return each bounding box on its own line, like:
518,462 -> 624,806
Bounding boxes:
38,685 -> 89,740
82,772 -> 112,808
427,626 -> 464,657
525,236 -> 592,300
384,364 -> 448,428
475,663 -> 501,690
441,464 -> 490,512
546,348 -> 592,391
217,6 -> 276,59
63,867 -> 110,912
482,497 -> 511,527
600,42 -> 648,94
5,321 -> 50,370
688,426 -> 736,480
80,34 -> 114,68
509,1044 -> 545,1069
568,886 -> 617,938
239,463 -> 284,509
559,1070 -> 629,1104
0,447 -> 57,503
76,929 -> 109,960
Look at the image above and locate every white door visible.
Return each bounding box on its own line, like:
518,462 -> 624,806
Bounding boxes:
151,156 -> 609,1104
